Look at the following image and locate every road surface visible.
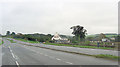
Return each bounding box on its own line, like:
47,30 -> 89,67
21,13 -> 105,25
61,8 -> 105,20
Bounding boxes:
2,38 -> 118,66
11,38 -> 118,56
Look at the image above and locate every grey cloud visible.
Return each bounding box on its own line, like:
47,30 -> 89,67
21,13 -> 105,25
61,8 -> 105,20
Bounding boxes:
1,0 -> 118,35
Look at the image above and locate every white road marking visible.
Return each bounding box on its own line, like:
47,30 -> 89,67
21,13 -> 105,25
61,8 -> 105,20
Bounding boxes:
91,49 -> 95,50
56,58 -> 61,61
15,61 -> 20,67
9,46 -> 12,52
8,47 -> 20,66
67,47 -> 73,48
10,50 -> 13,52
65,62 -> 73,64
11,53 -> 16,59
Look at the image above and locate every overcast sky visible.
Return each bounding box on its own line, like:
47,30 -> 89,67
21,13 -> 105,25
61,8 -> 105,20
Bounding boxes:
0,0 -> 119,35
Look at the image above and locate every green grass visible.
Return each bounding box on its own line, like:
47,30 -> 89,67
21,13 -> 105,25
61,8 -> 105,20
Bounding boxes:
7,39 -> 16,43
86,35 -> 96,37
86,34 -> 117,38
94,54 -> 119,60
0,40 -> 4,45
45,43 -> 114,50
14,38 -> 113,50
15,38 -> 39,43
13,38 -> 118,60
105,35 -> 117,37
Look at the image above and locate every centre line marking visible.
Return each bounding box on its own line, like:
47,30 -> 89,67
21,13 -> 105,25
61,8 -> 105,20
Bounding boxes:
15,61 -> 20,67
10,50 -> 13,52
65,62 -> 73,64
56,58 -> 61,61
11,53 -> 15,59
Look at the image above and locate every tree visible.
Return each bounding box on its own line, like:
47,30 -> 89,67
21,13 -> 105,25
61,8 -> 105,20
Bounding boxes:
6,31 -> 10,36
115,35 -> 120,42
70,25 -> 87,42
11,32 -> 16,35
99,33 -> 106,41
86,37 -> 94,41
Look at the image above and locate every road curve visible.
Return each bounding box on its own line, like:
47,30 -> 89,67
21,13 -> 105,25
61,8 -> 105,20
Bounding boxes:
2,38 -> 118,66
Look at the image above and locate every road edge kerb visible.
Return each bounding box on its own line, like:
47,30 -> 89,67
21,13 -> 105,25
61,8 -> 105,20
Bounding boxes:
18,43 -> 119,61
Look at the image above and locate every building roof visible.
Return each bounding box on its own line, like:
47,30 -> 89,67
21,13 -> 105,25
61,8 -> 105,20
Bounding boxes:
51,32 -> 62,40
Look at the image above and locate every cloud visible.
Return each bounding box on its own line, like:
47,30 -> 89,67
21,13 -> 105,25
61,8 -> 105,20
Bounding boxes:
1,0 -> 118,35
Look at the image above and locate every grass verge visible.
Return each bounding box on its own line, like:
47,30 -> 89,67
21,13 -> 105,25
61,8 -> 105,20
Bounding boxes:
7,39 -> 16,43
94,54 -> 119,60
0,40 -> 4,45
14,38 -> 114,50
15,38 -> 39,43
45,43 -> 114,50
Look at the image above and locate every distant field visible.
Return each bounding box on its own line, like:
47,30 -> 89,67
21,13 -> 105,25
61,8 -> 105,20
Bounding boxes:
45,43 -> 114,50
86,35 -> 96,37
86,34 -> 117,38
13,38 -> 114,50
105,35 -> 117,37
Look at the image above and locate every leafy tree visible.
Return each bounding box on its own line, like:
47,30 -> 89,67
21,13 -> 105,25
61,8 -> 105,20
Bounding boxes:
98,33 -> 107,41
70,25 -> 87,42
11,32 -> 16,35
86,37 -> 94,41
13,33 -> 53,42
115,35 -> 120,42
6,31 -> 10,36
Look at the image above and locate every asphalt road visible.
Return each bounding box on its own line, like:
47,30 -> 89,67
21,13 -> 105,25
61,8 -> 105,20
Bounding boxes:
2,38 -> 118,66
12,38 -> 118,56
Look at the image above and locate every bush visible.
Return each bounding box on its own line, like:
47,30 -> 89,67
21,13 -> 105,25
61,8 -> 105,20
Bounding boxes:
84,41 -> 91,45
12,34 -> 52,42
72,41 -> 79,43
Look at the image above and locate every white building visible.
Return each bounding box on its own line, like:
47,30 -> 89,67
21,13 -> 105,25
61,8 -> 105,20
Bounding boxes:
51,32 -> 62,40
51,33 -> 70,43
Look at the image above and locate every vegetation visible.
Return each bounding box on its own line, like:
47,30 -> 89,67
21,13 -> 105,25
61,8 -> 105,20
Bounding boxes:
12,34 -> 53,42
15,38 -> 39,43
115,35 -> 120,42
0,40 -> 4,45
4,31 -> 119,60
7,39 -> 16,43
94,54 -> 119,60
86,34 -> 120,43
5,31 -> 119,49
45,42 -> 113,50
11,32 -> 16,35
87,34 -> 118,38
15,39 -> 118,60
6,31 -> 11,36
70,25 -> 87,42
12,37 -> 114,50
15,38 -> 118,60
